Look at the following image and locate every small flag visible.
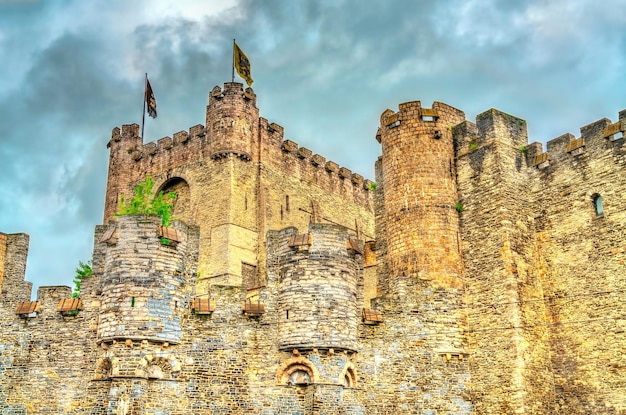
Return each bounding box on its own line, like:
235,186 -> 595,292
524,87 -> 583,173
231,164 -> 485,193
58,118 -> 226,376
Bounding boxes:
145,78 -> 157,118
234,42 -> 253,87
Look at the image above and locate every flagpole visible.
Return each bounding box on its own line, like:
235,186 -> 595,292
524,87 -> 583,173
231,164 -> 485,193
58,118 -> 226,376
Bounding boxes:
141,73 -> 147,139
232,39 -> 236,83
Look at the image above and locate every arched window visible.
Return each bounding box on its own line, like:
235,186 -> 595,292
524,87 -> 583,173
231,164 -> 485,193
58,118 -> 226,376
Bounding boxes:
593,194 -> 604,217
276,356 -> 319,386
139,353 -> 181,380
280,363 -> 315,386
339,361 -> 357,388
158,177 -> 191,223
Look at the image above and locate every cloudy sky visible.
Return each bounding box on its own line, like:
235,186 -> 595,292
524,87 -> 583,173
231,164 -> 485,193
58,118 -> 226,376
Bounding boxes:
1,0 -> 624,295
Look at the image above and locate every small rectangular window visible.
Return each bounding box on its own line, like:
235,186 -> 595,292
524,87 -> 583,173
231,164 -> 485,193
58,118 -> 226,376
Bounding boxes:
593,195 -> 604,217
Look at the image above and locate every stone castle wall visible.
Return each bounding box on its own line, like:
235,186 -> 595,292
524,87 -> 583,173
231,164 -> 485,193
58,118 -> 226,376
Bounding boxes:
0,83 -> 625,414
103,82 -> 374,292
455,110 -> 556,414
0,218 -> 469,414
526,112 -> 626,414
455,107 -> 626,414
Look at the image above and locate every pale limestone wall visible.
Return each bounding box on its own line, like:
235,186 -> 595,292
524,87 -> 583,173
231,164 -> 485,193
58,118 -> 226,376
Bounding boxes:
526,111 -> 626,414
358,294 -> 471,413
0,254 -> 100,414
456,109 -> 556,414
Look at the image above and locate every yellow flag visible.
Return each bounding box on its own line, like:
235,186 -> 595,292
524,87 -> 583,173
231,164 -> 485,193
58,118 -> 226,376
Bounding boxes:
234,42 -> 253,86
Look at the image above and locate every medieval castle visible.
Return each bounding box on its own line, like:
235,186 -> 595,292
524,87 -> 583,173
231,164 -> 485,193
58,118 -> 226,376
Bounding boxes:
0,81 -> 624,414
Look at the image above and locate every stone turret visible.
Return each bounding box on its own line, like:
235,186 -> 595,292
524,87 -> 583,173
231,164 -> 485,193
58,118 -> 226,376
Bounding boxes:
103,123 -> 143,222
376,101 -> 466,293
97,215 -> 198,344
206,82 -> 259,161
270,224 -> 363,353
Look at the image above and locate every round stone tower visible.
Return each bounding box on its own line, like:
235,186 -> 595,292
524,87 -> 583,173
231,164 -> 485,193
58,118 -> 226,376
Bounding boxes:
276,224 -> 361,352
97,215 -> 194,344
377,101 -> 466,290
205,82 -> 259,160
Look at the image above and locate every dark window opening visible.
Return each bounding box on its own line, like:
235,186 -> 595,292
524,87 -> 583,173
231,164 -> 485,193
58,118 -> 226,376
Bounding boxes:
593,195 -> 604,217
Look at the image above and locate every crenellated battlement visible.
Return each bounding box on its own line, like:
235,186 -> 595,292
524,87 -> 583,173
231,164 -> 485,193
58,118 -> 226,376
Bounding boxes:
277,137 -> 374,193
376,100 -> 466,144
526,111 -> 625,171
453,107 -> 626,180
111,122 -> 207,163
453,108 -> 528,157
111,117 -> 375,195
208,82 -> 257,107
105,121 -> 373,219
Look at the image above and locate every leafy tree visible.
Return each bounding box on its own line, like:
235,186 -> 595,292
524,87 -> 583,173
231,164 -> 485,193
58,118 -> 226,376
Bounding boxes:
72,260 -> 92,298
116,174 -> 177,226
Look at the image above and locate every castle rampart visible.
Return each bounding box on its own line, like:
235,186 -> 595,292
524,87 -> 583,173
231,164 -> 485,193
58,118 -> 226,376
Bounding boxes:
1,82 -> 625,414
523,109 -> 626,414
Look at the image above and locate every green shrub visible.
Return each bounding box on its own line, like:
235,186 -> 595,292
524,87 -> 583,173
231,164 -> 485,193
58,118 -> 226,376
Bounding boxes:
72,259 -> 92,298
117,174 -> 177,226
469,138 -> 478,151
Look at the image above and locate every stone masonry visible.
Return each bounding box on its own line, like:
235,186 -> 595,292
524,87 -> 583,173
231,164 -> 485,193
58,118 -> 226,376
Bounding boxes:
0,81 -> 624,414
